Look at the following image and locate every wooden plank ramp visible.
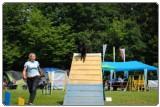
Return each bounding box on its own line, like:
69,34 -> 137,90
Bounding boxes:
69,53 -> 102,84
63,53 -> 104,105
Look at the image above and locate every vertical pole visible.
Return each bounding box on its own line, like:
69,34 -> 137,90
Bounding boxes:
63,71 -> 66,91
113,47 -> 116,80
126,71 -> 129,79
110,70 -> 113,91
113,47 -> 115,62
44,84 -> 46,95
138,75 -> 140,92
50,72 -> 52,95
124,49 -> 125,62
131,75 -> 133,91
124,71 -> 129,79
123,49 -> 126,76
114,71 -> 116,79
103,55 -> 104,62
144,69 -> 147,92
103,45 -> 104,62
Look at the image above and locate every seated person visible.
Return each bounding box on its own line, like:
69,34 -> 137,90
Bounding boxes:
3,80 -> 7,87
118,76 -> 123,82
12,80 -> 18,89
106,76 -> 110,83
13,80 -> 18,85
7,81 -> 13,87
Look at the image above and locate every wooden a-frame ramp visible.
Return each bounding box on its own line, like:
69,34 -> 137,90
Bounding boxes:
63,53 -> 104,105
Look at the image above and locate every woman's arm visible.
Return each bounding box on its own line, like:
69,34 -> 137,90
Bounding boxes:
23,66 -> 27,79
38,66 -> 44,77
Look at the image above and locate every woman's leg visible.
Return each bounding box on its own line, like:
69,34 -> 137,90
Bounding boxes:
27,78 -> 33,103
29,76 -> 40,103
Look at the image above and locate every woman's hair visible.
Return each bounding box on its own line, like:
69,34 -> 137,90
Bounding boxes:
28,53 -> 36,61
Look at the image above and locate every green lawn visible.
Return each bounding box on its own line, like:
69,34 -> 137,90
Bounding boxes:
3,89 -> 158,106
105,89 -> 158,106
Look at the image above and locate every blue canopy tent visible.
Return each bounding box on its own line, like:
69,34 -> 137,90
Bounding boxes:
41,67 -> 59,80
41,68 -> 59,72
102,61 -> 158,91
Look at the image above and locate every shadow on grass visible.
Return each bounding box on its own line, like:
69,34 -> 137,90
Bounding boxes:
57,101 -> 63,105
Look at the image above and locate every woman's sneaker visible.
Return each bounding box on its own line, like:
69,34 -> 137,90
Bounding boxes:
29,103 -> 33,105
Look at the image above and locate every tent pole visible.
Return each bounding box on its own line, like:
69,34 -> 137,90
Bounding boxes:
144,69 -> 147,92
114,71 -> 116,79
126,71 -> 129,79
50,72 -> 52,95
110,70 -> 113,91
124,71 -> 129,79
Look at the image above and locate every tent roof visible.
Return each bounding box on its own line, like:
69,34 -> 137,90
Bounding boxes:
4,70 -> 23,80
102,61 -> 158,72
41,67 -> 60,72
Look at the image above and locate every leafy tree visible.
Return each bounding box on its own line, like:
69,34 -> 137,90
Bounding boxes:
3,3 -> 158,71
20,8 -> 76,69
118,3 -> 158,64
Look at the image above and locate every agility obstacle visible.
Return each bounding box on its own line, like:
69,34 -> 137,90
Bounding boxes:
126,74 -> 145,91
3,91 -> 11,105
18,97 -> 24,105
63,53 -> 104,105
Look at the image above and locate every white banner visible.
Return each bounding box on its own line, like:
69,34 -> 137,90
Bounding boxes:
148,80 -> 158,88
103,44 -> 107,62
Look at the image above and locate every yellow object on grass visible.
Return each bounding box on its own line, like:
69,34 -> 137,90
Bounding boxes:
18,97 -> 24,105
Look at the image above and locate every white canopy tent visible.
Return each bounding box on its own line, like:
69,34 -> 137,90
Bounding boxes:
41,68 -> 68,90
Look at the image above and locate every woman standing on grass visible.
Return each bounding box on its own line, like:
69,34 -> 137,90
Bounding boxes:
23,53 -> 43,105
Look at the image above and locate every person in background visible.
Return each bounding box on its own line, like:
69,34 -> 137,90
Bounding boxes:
3,80 -> 8,90
103,73 -> 107,88
23,53 -> 43,105
3,79 -> 7,87
11,80 -> 18,89
7,80 -> 13,87
118,76 -> 122,82
13,80 -> 18,85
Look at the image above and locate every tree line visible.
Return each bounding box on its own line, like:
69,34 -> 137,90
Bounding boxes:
3,3 -> 158,71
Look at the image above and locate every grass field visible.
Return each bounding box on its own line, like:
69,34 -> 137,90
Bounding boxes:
105,89 -> 158,106
2,89 -> 158,106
